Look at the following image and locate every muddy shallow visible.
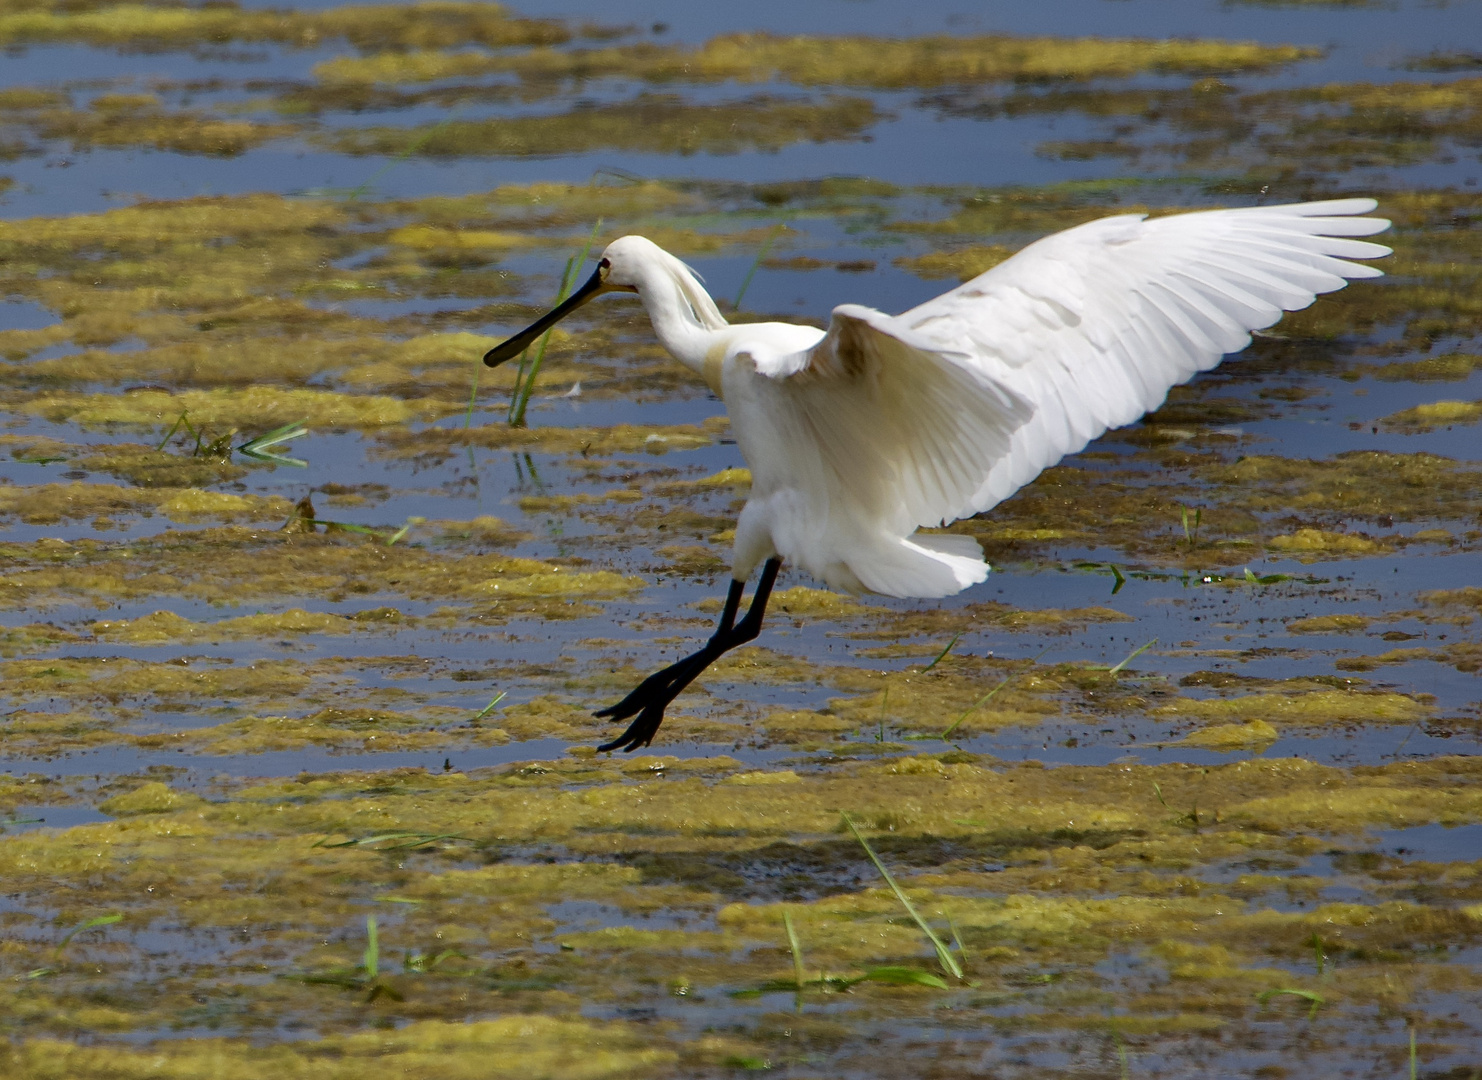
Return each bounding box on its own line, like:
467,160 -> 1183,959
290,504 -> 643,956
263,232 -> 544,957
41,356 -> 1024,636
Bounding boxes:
0,1 -> 1479,1077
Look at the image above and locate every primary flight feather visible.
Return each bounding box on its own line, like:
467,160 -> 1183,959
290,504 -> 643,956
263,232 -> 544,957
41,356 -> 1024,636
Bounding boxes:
482,197 -> 1391,751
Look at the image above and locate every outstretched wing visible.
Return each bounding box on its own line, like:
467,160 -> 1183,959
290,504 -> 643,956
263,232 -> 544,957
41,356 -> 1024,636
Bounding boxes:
745,303 -> 1033,539
896,198 -> 1391,512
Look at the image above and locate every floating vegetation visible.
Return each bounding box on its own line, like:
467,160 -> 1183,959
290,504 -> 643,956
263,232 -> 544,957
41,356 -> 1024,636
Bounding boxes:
0,1 -> 575,53
315,33 -> 1319,89
1154,687 -> 1432,727
0,752 -> 1476,1071
0,2 -> 1477,1074
323,94 -> 882,158
1380,399 -> 1482,431
1370,353 -> 1482,382
1171,718 -> 1280,751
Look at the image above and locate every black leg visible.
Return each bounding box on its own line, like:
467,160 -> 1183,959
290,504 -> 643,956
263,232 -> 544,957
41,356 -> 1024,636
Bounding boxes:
596,558 -> 781,753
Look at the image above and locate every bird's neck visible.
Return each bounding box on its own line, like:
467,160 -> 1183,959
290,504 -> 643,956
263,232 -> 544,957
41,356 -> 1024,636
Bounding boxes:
636,266 -> 729,381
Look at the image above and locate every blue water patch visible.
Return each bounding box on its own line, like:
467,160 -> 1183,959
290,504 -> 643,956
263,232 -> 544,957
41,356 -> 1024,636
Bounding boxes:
1,803 -> 112,832
0,299 -> 57,333
1370,821 -> 1482,864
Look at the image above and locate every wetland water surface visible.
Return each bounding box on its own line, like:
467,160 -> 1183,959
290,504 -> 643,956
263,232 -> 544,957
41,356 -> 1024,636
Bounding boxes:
0,0 -> 1480,1076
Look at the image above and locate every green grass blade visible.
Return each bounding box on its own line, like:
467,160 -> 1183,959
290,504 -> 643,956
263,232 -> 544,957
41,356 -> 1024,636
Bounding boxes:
921,632 -> 961,673
1257,987 -> 1324,1019
941,674 -> 1010,739
508,256 -> 571,428
182,412 -> 203,456
858,966 -> 949,989
510,219 -> 603,427
319,832 -> 470,850
841,812 -> 962,980
783,911 -> 805,989
304,517 -> 421,544
362,915 -> 378,980
473,690 -> 507,721
464,353 -> 483,430
306,519 -> 379,536
948,916 -> 968,967
733,223 -> 784,310
385,516 -> 423,546
238,420 -> 310,466
347,108 -> 462,203
156,411 -> 188,452
1108,638 -> 1156,675
943,647 -> 1051,739
506,351 -> 530,424
55,913 -> 122,959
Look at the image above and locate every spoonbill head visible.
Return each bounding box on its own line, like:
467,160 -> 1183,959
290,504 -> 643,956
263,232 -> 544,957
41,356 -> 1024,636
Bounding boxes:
483,200 -> 1392,753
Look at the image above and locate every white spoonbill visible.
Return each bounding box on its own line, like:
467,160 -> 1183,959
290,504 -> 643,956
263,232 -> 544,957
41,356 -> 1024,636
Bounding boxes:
483,198 -> 1391,752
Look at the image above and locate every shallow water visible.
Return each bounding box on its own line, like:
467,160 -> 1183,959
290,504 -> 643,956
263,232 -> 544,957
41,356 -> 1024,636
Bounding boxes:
0,0 -> 1479,1076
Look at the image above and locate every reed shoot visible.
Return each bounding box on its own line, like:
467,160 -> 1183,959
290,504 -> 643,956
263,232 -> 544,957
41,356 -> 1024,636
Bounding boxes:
841,812 -> 962,980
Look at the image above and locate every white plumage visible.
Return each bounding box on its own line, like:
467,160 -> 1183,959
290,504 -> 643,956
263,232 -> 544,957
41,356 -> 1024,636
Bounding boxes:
482,198 -> 1390,750
899,198 -> 1390,520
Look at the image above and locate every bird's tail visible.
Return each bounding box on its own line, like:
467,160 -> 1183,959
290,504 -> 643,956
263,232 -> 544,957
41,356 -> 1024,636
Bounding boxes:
843,531 -> 988,599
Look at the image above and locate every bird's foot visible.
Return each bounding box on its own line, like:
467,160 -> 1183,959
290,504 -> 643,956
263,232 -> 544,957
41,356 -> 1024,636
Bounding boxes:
594,652 -> 696,725
594,558 -> 782,753
595,648 -> 714,752
594,701 -> 668,754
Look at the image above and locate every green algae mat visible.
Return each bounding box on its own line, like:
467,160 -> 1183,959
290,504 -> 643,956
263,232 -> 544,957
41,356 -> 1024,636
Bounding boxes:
0,1 -> 1480,1077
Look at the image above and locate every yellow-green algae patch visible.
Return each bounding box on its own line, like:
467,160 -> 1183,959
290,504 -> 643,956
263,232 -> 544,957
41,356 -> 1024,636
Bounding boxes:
0,754 -> 1473,1061
0,482 -> 289,524
3,1016 -> 674,1080
89,607 -> 386,644
315,33 -> 1318,89
31,100 -> 292,157
1425,586 -> 1482,613
1154,688 -> 1431,726
1286,613 -> 1374,634
373,420 -> 723,461
1380,399 -> 1482,431
42,440 -> 247,489
324,94 -> 882,158
98,781 -> 204,816
1267,528 -> 1392,557
1371,353 -> 1482,382
676,651 -> 1153,742
894,244 -> 1013,281
766,585 -> 883,619
944,448 -> 1482,569
987,76 -> 1482,178
165,707 -> 502,755
1170,719 -> 1279,751
12,387 -> 448,430
0,529 -> 643,613
0,1 -> 574,53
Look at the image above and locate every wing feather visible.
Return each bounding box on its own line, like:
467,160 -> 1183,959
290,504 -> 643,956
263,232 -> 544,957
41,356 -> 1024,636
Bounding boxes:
897,198 -> 1390,513
748,304 -> 1032,535
734,200 -> 1388,597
